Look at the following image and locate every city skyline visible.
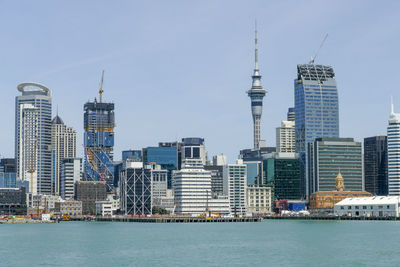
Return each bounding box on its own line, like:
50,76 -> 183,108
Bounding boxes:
1,1 -> 400,163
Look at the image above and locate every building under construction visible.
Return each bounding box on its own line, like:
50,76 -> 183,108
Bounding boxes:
83,72 -> 115,191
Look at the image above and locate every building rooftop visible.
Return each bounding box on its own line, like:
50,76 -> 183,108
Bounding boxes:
51,115 -> 64,125
335,196 -> 400,206
297,64 -> 335,82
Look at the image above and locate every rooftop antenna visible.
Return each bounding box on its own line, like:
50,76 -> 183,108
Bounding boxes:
309,34 -> 328,64
99,70 -> 104,103
391,96 -> 395,114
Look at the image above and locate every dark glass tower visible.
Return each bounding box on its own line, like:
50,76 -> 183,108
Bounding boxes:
295,64 -> 339,198
364,136 -> 388,195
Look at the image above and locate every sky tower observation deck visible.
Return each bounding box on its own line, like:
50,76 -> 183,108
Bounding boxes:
83,72 -> 115,190
247,26 -> 267,150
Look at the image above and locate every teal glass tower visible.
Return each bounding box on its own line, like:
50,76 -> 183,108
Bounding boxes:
295,64 -> 339,198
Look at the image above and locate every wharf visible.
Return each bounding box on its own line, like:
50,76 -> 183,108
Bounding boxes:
92,216 -> 263,223
264,216 -> 400,221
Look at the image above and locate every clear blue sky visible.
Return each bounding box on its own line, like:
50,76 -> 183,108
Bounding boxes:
0,0 -> 399,162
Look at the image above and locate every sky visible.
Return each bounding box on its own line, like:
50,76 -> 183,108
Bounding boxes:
0,0 -> 400,163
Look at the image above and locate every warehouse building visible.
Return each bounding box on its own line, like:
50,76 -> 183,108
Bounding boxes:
334,196 -> 400,217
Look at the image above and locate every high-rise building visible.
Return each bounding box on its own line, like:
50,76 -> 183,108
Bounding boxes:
0,159 -> 16,188
173,159 -> 230,216
61,158 -> 82,199
287,107 -> 295,122
295,64 -> 339,198
223,160 -> 247,215
15,83 -> 52,195
83,75 -> 115,191
308,138 -> 363,194
263,152 -> 301,200
142,145 -> 178,189
51,115 -> 77,195
364,136 -> 388,196
204,165 -> 224,197
122,150 -> 142,161
388,102 -> 400,196
75,181 -> 107,214
150,163 -> 168,208
246,27 -> 267,150
120,162 -> 152,215
276,120 -> 295,153
181,138 -> 207,166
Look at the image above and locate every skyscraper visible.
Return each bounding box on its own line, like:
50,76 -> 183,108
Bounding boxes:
276,120 -> 295,153
364,136 -> 388,196
388,102 -> 400,196
15,83 -> 52,195
247,26 -> 267,150
83,73 -> 115,191
287,107 -> 295,122
51,114 -> 77,195
223,160 -> 247,215
294,64 -> 339,198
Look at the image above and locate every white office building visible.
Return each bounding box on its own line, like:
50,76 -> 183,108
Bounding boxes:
51,115 -> 77,196
212,154 -> 227,166
334,196 -> 400,217
276,120 -> 295,153
223,160 -> 247,215
60,158 -> 82,199
173,159 -> 230,216
388,102 -> 400,196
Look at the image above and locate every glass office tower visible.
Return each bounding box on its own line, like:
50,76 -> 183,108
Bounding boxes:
364,136 -> 388,195
295,64 -> 339,199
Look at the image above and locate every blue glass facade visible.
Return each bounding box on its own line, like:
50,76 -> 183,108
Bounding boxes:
144,146 -> 178,188
295,64 -> 339,198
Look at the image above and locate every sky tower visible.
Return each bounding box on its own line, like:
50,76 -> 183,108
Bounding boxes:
247,24 -> 267,150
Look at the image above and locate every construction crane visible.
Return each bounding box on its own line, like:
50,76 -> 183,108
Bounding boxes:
309,34 -> 328,64
99,70 -> 104,103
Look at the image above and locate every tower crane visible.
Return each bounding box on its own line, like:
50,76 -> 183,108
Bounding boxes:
309,34 -> 328,64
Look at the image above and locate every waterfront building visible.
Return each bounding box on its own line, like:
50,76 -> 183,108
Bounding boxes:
310,171 -> 372,212
388,103 -> 400,196
60,158 -> 82,199
120,163 -> 152,215
0,158 -> 17,188
334,196 -> 400,217
263,152 -> 301,200
181,138 -> 207,166
51,115 -> 77,195
75,181 -> 107,214
364,136 -> 388,195
246,26 -> 267,150
142,145 -> 178,189
150,163 -> 168,207
83,74 -> 115,191
55,199 -> 82,216
276,120 -> 295,153
287,107 -> 295,122
295,64 -> 339,199
223,160 -> 247,215
246,185 -> 272,214
159,189 -> 175,213
174,159 -> 230,216
30,194 -> 62,213
15,83 -> 52,195
308,138 -> 363,194
0,187 -> 26,215
204,165 -> 224,197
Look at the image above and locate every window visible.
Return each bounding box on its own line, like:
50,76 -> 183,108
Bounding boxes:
340,206 -> 344,210
355,206 -> 359,210
363,206 -> 367,210
348,206 -> 351,210
387,205 -> 390,209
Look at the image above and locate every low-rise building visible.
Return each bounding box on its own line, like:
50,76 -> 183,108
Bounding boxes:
75,181 -> 107,214
55,199 -> 82,216
334,196 -> 400,217
310,171 -> 372,212
247,185 -> 272,214
95,194 -> 119,216
0,187 -> 26,215
30,194 -> 62,214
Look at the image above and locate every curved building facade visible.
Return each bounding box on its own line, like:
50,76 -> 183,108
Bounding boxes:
388,103 -> 400,196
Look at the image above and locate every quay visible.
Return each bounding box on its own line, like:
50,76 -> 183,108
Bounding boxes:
69,216 -> 263,223
264,215 -> 400,221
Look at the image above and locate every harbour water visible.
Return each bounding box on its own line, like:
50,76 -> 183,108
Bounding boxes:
1,220 -> 399,266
